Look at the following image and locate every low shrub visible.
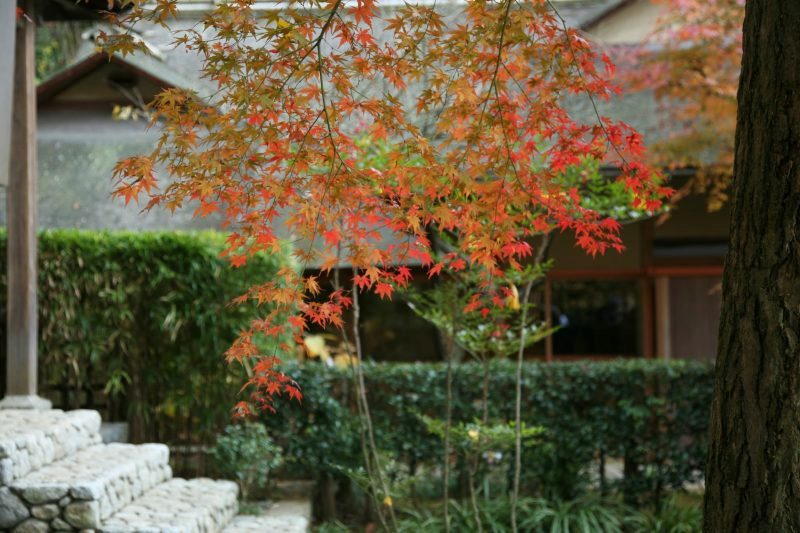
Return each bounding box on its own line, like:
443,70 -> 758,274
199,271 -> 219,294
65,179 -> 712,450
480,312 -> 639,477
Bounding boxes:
210,422 -> 284,500
265,360 -> 713,510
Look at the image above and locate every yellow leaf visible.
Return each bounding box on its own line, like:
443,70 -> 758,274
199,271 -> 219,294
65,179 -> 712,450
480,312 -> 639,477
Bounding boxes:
334,354 -> 357,368
303,335 -> 330,360
507,284 -> 520,310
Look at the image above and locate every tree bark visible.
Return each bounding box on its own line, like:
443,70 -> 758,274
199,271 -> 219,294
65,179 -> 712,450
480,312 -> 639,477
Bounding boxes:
703,2 -> 800,531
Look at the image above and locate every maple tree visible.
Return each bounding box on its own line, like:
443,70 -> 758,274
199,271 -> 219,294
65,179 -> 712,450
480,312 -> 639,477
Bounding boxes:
105,0 -> 665,411
632,0 -> 743,210
101,1 -> 670,529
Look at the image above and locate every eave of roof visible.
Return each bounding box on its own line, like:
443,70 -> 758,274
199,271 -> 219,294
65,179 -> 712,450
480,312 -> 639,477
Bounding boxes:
36,47 -> 196,105
578,0 -> 638,30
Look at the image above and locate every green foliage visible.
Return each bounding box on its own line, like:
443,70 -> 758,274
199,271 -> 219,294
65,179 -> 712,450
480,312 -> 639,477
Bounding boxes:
421,417 -> 543,457
624,497 -> 702,533
35,22 -> 88,82
261,364 -> 362,476
405,263 -> 554,361
553,156 -> 663,223
398,497 -> 628,533
397,499 -> 509,533
210,422 -> 283,500
265,360 -> 713,509
0,229 -> 294,447
395,496 -> 702,533
313,521 -> 352,533
519,497 -> 627,533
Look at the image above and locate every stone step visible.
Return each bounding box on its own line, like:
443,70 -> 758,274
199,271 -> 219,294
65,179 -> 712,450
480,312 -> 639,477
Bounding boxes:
222,500 -> 311,533
99,478 -> 239,533
5,443 -> 171,530
0,409 -> 101,485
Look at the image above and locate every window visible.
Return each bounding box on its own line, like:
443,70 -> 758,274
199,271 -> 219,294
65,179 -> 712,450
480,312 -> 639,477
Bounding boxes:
550,280 -> 641,356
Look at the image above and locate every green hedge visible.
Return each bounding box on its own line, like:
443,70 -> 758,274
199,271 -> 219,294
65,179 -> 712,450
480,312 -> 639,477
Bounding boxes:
265,360 -> 713,507
0,229 -> 293,446
0,229 -> 713,509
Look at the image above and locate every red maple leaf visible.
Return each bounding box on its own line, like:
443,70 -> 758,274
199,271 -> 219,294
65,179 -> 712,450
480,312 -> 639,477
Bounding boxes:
375,283 -> 393,300
285,385 -> 303,403
323,228 -> 341,246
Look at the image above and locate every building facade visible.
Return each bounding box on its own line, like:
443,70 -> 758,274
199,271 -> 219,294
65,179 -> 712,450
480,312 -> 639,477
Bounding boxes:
1,0 -> 727,363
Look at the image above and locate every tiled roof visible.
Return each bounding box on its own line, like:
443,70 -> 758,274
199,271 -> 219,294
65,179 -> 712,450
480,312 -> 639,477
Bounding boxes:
22,2 -> 676,240
553,0 -> 631,29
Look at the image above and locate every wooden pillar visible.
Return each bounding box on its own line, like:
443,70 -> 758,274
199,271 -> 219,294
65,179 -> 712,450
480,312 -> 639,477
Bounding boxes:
1,0 -> 50,409
544,279 -> 553,362
654,276 -> 671,359
0,5 -> 14,187
640,220 -> 654,358
641,277 -> 654,358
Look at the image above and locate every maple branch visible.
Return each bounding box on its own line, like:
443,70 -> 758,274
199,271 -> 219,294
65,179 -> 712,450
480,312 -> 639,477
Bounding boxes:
457,0 -> 514,171
442,306 -> 457,533
337,268 -> 399,531
317,38 -> 351,172
211,0 -> 345,215
331,268 -> 388,530
493,68 -> 524,533
545,0 -> 631,168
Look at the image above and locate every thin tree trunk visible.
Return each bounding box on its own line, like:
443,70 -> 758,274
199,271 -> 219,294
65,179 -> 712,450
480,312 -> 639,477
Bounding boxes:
510,279 -> 533,533
350,271 -> 398,531
703,2 -> 800,531
511,235 -> 551,531
333,267 -> 394,531
466,356 -> 490,533
468,466 -> 483,533
319,473 -> 337,522
442,311 -> 457,533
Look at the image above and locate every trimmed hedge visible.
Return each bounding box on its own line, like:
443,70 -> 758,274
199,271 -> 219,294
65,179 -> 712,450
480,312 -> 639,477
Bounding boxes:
265,360 -> 714,507
0,229 -> 293,446
0,229 -> 713,509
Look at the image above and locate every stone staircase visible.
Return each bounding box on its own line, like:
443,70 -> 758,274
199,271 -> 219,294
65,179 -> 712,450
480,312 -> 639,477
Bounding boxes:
0,409 -> 309,532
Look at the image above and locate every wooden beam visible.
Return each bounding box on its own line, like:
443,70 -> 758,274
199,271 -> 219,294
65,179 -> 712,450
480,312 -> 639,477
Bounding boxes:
2,0 -> 49,409
0,4 -> 14,186
647,265 -> 724,277
548,268 -> 644,279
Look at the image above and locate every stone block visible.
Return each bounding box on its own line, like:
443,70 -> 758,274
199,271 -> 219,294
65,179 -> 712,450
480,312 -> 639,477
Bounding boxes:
64,500 -> 99,529
70,481 -> 103,501
0,486 -> 29,528
19,485 -> 69,504
11,518 -> 49,533
31,503 -> 59,520
51,517 -> 72,530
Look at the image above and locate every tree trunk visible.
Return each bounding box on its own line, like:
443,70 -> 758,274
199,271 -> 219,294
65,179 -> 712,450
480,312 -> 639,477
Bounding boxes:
318,473 -> 337,522
703,2 -> 800,531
